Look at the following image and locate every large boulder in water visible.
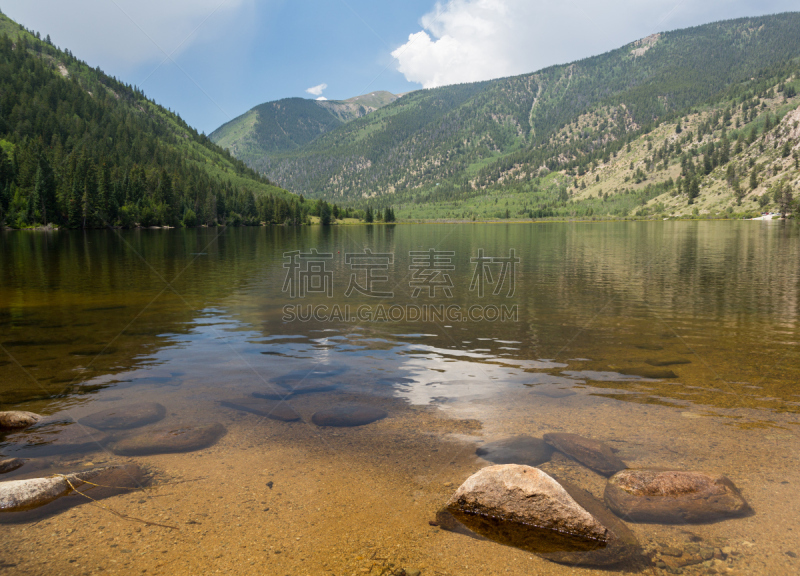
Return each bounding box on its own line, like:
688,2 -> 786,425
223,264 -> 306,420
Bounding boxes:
543,433 -> 627,476
604,469 -> 752,523
78,402 -> 166,430
475,436 -> 553,466
110,422 -> 226,456
0,464 -> 147,522
445,465 -> 610,554
0,411 -> 41,430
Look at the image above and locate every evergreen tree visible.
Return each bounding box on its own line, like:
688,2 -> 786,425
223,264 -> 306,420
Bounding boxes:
68,178 -> 81,228
319,200 -> 331,225
687,177 -> 700,205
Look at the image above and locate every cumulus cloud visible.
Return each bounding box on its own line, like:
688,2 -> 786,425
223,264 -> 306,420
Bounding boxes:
392,0 -> 799,88
316,96 -> 328,101
2,0 -> 249,69
306,83 -> 328,96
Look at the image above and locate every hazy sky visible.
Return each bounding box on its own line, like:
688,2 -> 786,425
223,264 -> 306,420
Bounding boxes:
4,0 -> 797,133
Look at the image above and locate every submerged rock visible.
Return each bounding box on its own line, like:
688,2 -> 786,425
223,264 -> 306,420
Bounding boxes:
0,411 -> 42,430
635,344 -> 664,351
0,464 -> 147,522
110,422 -> 226,456
541,478 -> 642,566
475,436 -> 553,467
252,381 -> 337,400
311,405 -> 387,427
543,433 -> 627,477
220,397 -> 300,422
78,402 -> 166,430
604,469 -> 752,523
618,367 -> 678,379
645,357 -> 691,367
531,387 -> 576,399
0,458 -> 24,474
445,464 -> 610,554
2,423 -> 110,456
256,366 -> 346,399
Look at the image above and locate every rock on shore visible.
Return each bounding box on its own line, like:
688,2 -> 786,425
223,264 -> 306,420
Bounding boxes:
604,469 -> 752,523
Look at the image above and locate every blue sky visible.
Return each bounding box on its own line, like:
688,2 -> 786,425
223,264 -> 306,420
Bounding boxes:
3,0 -> 798,134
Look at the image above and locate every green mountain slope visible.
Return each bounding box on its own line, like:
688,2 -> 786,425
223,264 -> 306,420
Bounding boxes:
0,11 -> 309,230
209,91 -> 399,163
243,13 -> 800,212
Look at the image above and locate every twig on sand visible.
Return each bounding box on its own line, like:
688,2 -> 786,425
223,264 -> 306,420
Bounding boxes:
57,475 -> 180,531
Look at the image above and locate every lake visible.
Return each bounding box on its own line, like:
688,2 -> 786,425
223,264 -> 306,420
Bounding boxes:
1,221 -> 799,575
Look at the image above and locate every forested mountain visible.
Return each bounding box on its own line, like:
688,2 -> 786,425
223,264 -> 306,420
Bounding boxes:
225,13 -> 800,219
0,12 -> 318,230
209,91 -> 399,163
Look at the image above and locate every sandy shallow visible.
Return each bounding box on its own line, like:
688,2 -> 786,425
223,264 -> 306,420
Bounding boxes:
1,383 -> 798,576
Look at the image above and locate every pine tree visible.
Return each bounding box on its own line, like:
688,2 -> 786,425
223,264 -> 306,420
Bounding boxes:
68,178 -> 81,228
34,156 -> 57,225
82,163 -> 99,227
687,177 -> 700,205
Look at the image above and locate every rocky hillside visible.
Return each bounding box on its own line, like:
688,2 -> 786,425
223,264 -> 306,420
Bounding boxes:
226,13 -> 800,219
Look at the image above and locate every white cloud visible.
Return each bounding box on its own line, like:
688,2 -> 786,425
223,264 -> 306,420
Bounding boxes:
316,96 -> 328,101
306,83 -> 328,96
2,0 -> 250,69
392,0 -> 800,88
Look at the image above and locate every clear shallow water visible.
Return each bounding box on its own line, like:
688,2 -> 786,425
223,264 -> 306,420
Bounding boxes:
0,222 -> 799,575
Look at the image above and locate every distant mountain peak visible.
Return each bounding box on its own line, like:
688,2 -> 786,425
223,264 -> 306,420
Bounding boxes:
210,90 -> 401,160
